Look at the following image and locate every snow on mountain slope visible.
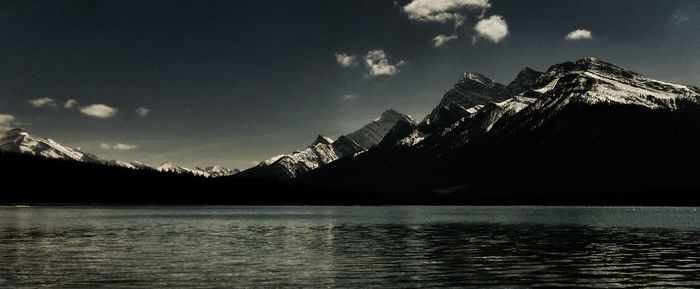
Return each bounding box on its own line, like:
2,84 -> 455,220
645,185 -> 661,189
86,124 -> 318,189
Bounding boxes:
299,57 -> 700,196
128,161 -> 152,170
243,110 -> 413,180
0,128 -> 102,163
430,57 -> 700,150
153,162 -> 239,177
419,68 -> 543,135
251,135 -> 359,179
157,162 -> 204,176
198,166 -> 239,177
530,57 -> 699,110
388,68 -> 542,148
106,160 -> 137,169
0,128 -> 237,177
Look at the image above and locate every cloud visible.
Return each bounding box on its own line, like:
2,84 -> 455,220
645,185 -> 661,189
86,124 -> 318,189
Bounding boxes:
433,34 -> 458,47
403,0 -> 490,24
474,15 -> 509,43
28,97 -> 56,108
135,107 -> 150,117
335,53 -> 358,67
673,10 -> 691,26
565,29 -> 593,40
343,94 -> 357,100
80,104 -> 118,118
0,114 -> 15,131
101,143 -> 138,150
64,99 -> 78,109
363,49 -> 406,77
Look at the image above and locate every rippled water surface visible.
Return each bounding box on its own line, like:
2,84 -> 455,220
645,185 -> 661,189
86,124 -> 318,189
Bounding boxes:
0,206 -> 698,288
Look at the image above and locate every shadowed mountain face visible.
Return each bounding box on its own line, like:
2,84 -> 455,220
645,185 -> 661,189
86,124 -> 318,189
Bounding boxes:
237,109 -> 415,181
2,58 -> 699,205
299,58 -> 700,202
418,68 -> 543,134
346,109 -> 415,148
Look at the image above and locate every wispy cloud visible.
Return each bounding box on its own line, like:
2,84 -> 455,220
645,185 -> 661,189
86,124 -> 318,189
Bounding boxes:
335,53 -> 358,68
474,15 -> 509,43
403,0 -> 490,25
363,49 -> 406,77
565,29 -> 593,40
28,97 -> 56,108
433,34 -> 458,48
101,143 -> 138,150
135,107 -> 150,117
0,114 -> 15,131
80,104 -> 118,118
64,99 -> 78,109
343,94 -> 357,100
673,10 -> 691,26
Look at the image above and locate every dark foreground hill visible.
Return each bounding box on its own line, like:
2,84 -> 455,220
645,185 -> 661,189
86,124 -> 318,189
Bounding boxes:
0,152 -> 299,205
299,102 -> 700,205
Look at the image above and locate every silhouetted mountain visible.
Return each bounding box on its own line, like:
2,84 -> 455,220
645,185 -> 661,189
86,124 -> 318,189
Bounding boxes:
346,109 -> 415,148
0,150 -> 302,204
2,57 -> 699,205
299,58 -> 700,204
239,109 -> 414,181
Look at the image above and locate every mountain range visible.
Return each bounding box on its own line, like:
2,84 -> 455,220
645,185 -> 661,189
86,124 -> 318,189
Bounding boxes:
0,128 -> 239,178
296,57 -> 700,203
238,109 -> 415,181
2,57 -> 699,204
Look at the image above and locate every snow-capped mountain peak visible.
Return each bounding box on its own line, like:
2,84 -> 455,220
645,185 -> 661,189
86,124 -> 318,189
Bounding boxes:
157,162 -> 238,177
1,128 -> 237,177
529,57 -> 700,110
418,67 -> 538,134
459,72 -> 495,85
241,109 -> 414,180
0,128 -> 101,163
198,165 -> 240,177
157,162 -> 206,176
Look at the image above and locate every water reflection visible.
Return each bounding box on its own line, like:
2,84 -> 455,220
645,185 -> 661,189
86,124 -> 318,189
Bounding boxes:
0,207 -> 698,288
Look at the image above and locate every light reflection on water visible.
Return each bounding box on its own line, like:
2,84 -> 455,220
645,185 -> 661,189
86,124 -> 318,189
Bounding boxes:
0,206 -> 698,288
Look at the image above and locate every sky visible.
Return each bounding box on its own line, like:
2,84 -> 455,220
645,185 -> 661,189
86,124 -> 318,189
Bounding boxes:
0,0 -> 698,170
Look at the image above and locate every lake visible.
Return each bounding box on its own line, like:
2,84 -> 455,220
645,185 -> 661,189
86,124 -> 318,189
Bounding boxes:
0,206 -> 698,288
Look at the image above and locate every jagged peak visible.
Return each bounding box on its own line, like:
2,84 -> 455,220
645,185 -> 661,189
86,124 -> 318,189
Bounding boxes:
458,72 -> 495,85
551,57 -> 635,75
577,56 -> 600,64
377,109 -> 415,125
515,67 -> 541,77
2,128 -> 29,136
379,109 -> 401,120
507,67 -> 544,95
311,135 -> 334,146
205,165 -> 223,171
535,57 -> 643,89
332,134 -> 366,154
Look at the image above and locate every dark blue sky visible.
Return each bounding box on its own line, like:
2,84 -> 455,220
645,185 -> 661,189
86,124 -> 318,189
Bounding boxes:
1,0 -> 698,169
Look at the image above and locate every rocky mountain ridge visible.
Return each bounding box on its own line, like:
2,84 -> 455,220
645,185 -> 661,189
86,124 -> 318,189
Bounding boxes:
0,129 -> 238,178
